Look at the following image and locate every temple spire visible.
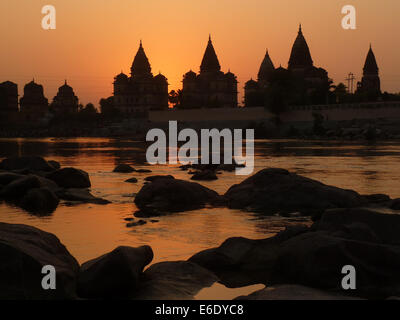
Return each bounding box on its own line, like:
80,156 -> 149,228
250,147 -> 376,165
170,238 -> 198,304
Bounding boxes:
288,24 -> 313,70
363,44 -> 379,75
131,40 -> 152,78
258,48 -> 275,81
200,35 -> 221,73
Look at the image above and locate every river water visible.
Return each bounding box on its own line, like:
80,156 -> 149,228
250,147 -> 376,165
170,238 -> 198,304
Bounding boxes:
1,138 -> 400,298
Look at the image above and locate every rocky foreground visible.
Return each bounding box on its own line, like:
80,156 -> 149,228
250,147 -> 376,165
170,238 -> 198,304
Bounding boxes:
1,207 -> 400,300
1,156 -> 400,299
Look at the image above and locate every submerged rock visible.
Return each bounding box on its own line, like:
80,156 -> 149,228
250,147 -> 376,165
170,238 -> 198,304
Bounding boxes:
224,168 -> 366,215
125,177 -> 138,183
0,222 -> 79,300
113,164 -> 135,173
46,168 -> 91,188
58,188 -> 110,205
132,261 -> 218,300
77,245 -> 153,299
134,178 -> 223,215
126,220 -> 147,227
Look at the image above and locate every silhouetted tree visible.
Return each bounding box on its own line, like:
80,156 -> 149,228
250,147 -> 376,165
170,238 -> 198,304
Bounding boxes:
168,89 -> 182,108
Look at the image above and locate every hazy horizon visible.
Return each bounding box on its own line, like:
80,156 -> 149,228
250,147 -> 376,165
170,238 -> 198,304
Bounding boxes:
1,0 -> 400,107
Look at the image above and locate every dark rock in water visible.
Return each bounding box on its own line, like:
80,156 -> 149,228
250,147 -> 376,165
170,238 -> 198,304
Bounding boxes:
179,164 -> 192,171
125,177 -> 138,183
189,225 -> 309,288
126,220 -> 147,227
191,208 -> 400,298
77,245 -> 153,299
0,172 -> 24,185
20,187 -> 60,214
144,175 -> 175,182
0,156 -> 55,172
224,168 -> 366,215
235,284 -> 362,300
271,208 -> 400,299
191,170 -> 218,181
390,198 -> 400,210
124,217 -> 134,221
0,175 -> 60,202
48,160 -> 61,170
58,188 -> 110,205
113,164 -> 135,173
0,222 -> 79,300
134,178 -> 223,214
46,168 -> 91,188
135,168 -> 152,173
0,175 -> 41,200
132,261 -> 218,300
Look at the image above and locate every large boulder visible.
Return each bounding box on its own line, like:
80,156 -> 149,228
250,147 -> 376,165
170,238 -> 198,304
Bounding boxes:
0,156 -> 54,172
270,209 -> 400,298
189,225 -> 309,288
46,168 -> 91,188
0,222 -> 79,299
77,246 -> 153,299
134,178 -> 224,214
20,187 -> 60,214
224,168 -> 366,215
132,261 -> 218,300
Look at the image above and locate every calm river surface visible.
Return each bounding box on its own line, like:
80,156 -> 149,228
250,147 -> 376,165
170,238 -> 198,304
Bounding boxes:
1,138 -> 400,298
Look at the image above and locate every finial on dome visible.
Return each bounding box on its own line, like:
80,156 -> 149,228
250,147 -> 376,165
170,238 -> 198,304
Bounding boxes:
299,23 -> 302,33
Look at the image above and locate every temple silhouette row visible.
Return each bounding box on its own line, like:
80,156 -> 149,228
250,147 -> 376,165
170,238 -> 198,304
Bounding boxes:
0,25 -> 382,122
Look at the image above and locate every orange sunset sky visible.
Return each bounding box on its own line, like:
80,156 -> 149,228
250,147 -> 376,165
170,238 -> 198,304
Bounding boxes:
1,0 -> 400,107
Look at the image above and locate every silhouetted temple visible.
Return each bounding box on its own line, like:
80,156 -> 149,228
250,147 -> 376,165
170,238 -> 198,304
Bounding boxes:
113,41 -> 168,116
52,80 -> 79,114
357,45 -> 381,97
19,80 -> 49,122
181,36 -> 238,108
288,24 -> 328,85
0,81 -> 18,123
245,25 -> 329,107
244,50 -> 275,107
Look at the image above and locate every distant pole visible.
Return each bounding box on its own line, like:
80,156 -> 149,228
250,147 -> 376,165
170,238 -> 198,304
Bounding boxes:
345,72 -> 356,93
